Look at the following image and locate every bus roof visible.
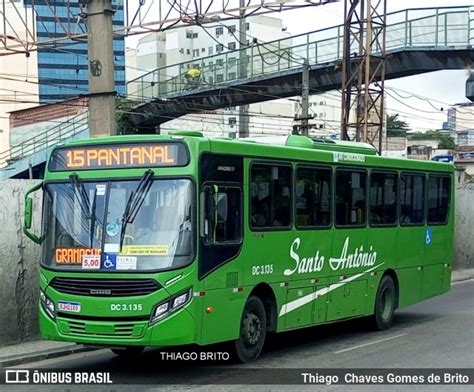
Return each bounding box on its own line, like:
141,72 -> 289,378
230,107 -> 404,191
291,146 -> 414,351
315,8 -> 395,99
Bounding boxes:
49,131 -> 453,174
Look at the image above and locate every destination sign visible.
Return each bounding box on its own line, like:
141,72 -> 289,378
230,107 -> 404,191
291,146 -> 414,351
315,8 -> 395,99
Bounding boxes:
49,143 -> 189,171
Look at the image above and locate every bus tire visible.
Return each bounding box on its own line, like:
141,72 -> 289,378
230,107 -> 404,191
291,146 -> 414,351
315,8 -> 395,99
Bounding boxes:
233,295 -> 267,363
111,346 -> 144,358
371,275 -> 396,331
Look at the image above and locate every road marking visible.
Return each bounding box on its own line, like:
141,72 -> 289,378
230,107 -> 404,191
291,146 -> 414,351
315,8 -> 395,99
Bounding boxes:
334,333 -> 408,354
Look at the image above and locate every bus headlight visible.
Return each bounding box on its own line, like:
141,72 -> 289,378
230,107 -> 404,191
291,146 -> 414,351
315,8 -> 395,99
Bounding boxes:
40,290 -> 56,319
150,288 -> 192,325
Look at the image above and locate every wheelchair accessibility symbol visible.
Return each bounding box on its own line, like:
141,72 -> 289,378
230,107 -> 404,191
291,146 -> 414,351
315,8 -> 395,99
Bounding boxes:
102,254 -> 117,270
425,227 -> 432,246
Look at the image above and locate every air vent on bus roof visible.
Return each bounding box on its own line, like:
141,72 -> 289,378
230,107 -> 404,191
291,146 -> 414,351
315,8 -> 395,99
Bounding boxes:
168,130 -> 203,137
285,135 -> 377,156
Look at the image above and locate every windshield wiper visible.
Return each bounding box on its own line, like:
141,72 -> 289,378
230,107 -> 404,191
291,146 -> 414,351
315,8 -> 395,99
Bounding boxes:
69,174 -> 91,217
119,169 -> 155,249
88,189 -> 98,248
69,174 -> 97,248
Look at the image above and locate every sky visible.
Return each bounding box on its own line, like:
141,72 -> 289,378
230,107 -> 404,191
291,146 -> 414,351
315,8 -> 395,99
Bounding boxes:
125,0 -> 473,132
278,0 -> 474,131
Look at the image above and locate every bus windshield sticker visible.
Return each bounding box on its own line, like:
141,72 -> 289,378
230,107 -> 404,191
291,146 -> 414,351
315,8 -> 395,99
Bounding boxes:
55,247 -> 101,264
49,143 -> 189,171
106,223 -> 120,237
102,254 -> 117,270
96,184 -> 107,196
81,255 -> 101,270
116,256 -> 137,270
104,243 -> 120,253
120,245 -> 169,256
333,152 -> 365,163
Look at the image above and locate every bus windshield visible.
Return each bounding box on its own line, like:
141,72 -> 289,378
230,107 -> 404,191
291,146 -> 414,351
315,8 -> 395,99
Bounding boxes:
41,178 -> 194,272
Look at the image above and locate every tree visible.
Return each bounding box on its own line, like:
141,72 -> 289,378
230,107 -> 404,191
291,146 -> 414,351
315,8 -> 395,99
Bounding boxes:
386,114 -> 409,137
116,98 -> 135,134
408,130 -> 455,149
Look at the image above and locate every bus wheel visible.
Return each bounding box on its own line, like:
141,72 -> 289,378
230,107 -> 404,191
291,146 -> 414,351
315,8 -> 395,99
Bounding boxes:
111,346 -> 144,358
233,296 -> 267,363
371,275 -> 396,331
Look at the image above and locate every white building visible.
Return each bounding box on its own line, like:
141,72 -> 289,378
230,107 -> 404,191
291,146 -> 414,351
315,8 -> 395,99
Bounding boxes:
0,1 -> 39,159
126,15 -> 341,139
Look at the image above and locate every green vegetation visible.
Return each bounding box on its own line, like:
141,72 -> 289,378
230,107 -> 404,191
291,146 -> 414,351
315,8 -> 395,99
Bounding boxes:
408,130 -> 456,149
386,114 -> 409,137
116,98 -> 135,134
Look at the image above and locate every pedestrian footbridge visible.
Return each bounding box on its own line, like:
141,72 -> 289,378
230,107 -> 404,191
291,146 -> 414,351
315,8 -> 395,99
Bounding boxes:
0,112 -> 89,179
1,6 -> 473,178
126,6 -> 474,132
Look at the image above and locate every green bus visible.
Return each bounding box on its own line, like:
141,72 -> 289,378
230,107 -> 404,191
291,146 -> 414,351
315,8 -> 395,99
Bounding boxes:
24,132 -> 454,362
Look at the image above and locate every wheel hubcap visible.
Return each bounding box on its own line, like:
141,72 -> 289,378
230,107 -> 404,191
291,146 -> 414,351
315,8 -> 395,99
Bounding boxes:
243,312 -> 262,345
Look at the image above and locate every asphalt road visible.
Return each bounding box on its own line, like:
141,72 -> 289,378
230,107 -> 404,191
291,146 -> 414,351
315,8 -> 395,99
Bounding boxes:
5,279 -> 474,391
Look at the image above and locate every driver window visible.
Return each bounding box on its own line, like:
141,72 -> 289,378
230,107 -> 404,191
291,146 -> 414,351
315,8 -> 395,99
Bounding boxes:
203,185 -> 242,244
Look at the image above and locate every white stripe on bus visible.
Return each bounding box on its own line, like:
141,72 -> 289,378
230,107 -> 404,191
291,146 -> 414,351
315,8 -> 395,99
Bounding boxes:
278,263 -> 385,317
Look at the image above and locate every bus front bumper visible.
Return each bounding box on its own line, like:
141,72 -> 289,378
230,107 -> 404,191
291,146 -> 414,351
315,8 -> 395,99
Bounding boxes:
39,304 -> 196,348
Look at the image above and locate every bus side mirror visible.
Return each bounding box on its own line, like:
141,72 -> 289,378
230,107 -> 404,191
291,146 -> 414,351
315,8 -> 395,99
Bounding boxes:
200,185 -> 228,243
24,198 -> 32,229
200,187 -> 215,242
23,181 -> 44,244
216,193 -> 228,223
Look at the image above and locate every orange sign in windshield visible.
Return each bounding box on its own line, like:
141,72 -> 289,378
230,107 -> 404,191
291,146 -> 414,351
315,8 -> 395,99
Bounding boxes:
49,143 -> 189,171
55,247 -> 101,264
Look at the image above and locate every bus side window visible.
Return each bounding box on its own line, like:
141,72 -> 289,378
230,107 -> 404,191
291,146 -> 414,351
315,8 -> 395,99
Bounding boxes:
296,166 -> 332,228
427,175 -> 450,224
203,185 -> 242,244
400,174 -> 425,225
335,169 -> 367,226
370,171 -> 397,226
215,187 -> 242,242
250,164 -> 292,229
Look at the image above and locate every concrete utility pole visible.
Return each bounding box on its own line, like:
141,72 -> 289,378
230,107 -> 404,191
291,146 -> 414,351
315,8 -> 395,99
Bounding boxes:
83,0 -> 117,137
238,0 -> 249,138
294,58 -> 313,136
300,58 -> 310,136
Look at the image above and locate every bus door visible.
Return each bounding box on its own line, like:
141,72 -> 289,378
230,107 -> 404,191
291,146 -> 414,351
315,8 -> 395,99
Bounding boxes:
367,170 -> 399,312
422,174 -> 452,300
398,173 -> 425,307
329,169 -> 368,321
289,165 -> 333,327
198,153 -> 244,344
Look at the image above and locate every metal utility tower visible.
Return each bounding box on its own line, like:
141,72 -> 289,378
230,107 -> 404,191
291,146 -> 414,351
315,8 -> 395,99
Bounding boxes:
340,0 -> 387,153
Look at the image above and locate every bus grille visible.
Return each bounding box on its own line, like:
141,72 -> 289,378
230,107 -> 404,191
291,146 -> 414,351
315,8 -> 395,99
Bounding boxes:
63,320 -> 145,339
50,278 -> 161,297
